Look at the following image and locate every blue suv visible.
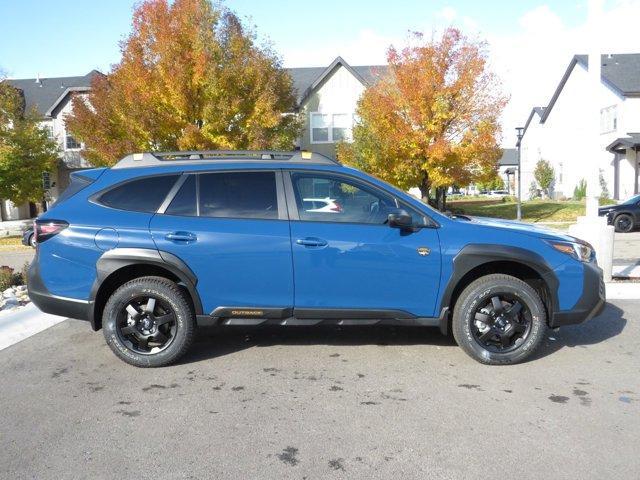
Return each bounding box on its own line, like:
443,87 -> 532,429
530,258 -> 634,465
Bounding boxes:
28,150 -> 605,367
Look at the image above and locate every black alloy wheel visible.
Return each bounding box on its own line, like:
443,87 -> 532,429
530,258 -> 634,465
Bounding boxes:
471,294 -> 531,353
116,295 -> 177,355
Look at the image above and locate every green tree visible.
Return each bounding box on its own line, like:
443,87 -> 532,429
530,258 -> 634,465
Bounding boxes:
533,159 -> 555,198
476,173 -> 504,192
0,80 -> 58,210
66,0 -> 300,166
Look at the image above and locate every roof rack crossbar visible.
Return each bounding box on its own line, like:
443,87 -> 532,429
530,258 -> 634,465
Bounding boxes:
112,149 -> 340,169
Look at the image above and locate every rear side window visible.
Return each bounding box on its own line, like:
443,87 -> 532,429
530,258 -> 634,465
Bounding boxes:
53,175 -> 94,206
199,171 -> 278,219
98,175 -> 179,213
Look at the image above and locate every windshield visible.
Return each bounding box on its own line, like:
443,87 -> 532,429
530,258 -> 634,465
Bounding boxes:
621,194 -> 640,206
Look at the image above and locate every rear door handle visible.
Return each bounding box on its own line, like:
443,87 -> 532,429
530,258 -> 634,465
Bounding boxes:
165,231 -> 197,243
296,237 -> 328,247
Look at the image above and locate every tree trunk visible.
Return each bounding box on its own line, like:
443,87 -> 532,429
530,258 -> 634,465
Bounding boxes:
435,187 -> 447,211
419,174 -> 431,204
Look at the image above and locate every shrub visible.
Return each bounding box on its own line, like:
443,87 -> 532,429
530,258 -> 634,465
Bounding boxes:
0,266 -> 23,291
534,159 -> 555,198
573,179 -> 587,200
599,169 -> 610,200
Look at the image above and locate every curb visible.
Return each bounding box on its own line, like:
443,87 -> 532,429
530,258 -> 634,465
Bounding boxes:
0,303 -> 66,351
605,282 -> 640,300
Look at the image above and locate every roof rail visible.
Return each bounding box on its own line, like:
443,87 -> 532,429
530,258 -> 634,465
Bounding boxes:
112,150 -> 340,169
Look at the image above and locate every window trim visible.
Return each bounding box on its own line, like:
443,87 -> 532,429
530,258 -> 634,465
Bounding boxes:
600,105 -> 618,134
64,130 -> 82,151
309,112 -> 353,144
283,169 -> 436,228
157,169 -> 288,221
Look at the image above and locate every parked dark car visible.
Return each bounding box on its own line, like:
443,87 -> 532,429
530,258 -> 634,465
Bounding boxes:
599,194 -> 640,233
22,227 -> 36,248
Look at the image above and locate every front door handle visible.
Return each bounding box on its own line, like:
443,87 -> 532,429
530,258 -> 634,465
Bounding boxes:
165,231 -> 197,243
296,237 -> 328,247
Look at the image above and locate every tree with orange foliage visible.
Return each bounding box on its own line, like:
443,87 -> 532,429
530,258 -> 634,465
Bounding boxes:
66,0 -> 300,166
338,28 -> 507,209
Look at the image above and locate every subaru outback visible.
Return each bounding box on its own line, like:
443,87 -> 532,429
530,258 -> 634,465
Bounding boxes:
28,150 -> 605,367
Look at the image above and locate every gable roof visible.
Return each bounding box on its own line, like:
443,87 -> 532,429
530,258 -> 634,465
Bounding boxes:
286,56 -> 387,107
5,70 -> 100,118
522,53 -> 640,137
498,148 -> 518,166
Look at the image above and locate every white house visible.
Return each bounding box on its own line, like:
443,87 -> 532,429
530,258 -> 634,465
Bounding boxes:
288,57 -> 386,158
3,71 -> 97,220
520,54 -> 640,201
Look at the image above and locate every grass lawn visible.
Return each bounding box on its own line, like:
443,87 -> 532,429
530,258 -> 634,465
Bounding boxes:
0,236 -> 30,252
448,199 -> 585,223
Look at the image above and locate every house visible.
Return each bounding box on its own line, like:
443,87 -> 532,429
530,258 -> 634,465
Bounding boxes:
288,56 -> 387,158
3,70 -> 98,220
520,54 -> 640,201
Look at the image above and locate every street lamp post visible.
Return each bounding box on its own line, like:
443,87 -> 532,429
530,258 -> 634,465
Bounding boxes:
515,127 -> 524,221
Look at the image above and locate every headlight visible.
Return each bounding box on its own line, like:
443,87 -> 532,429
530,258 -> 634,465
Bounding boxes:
548,240 -> 594,262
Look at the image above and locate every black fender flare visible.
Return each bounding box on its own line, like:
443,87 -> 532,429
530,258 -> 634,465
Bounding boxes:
439,244 -> 559,315
89,248 -> 203,329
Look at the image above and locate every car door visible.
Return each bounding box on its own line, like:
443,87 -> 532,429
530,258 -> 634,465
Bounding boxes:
150,170 -> 294,315
285,170 -> 441,318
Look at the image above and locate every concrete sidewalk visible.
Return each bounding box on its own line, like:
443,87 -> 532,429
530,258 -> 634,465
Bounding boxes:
0,303 -> 66,351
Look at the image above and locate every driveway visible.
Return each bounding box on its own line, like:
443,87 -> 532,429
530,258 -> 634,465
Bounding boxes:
613,231 -> 640,266
0,301 -> 638,479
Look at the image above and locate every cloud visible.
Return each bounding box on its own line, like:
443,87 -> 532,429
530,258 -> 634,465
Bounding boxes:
437,6 -> 458,23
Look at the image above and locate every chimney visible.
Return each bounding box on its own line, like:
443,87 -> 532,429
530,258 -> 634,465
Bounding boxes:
35,73 -> 41,86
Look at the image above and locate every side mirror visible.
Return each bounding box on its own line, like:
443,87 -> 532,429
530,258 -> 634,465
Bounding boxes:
387,209 -> 413,229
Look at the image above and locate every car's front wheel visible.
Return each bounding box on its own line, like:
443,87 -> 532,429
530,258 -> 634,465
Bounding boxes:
102,276 -> 195,367
614,213 -> 634,233
452,274 -> 547,365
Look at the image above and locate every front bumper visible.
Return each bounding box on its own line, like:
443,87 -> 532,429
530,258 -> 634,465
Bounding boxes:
549,261 -> 605,327
27,255 -> 91,321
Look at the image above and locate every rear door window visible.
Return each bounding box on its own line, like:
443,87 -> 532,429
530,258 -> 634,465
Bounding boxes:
198,171 -> 278,219
97,175 -> 179,213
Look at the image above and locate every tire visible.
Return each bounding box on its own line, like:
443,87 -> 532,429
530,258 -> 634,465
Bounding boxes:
452,274 -> 547,365
102,276 -> 195,367
29,233 -> 36,248
613,214 -> 634,233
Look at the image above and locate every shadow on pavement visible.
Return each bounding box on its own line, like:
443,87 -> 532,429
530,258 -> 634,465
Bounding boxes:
532,302 -> 627,360
179,324 -> 457,365
178,302 -> 626,365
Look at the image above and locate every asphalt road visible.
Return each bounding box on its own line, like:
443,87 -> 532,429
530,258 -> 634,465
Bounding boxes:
0,301 -> 638,480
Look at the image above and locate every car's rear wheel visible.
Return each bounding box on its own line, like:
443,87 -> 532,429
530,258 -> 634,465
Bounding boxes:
614,214 -> 634,233
452,274 -> 547,365
29,233 -> 36,248
102,276 -> 195,367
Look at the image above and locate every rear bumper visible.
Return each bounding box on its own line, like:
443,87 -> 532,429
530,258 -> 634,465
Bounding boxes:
549,262 -> 605,327
27,256 -> 91,321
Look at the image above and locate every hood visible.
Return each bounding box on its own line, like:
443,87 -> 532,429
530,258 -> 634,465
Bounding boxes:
463,216 -> 576,242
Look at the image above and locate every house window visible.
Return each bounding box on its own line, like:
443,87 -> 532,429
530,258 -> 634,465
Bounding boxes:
310,112 -> 353,143
600,105 -> 617,134
65,133 -> 81,150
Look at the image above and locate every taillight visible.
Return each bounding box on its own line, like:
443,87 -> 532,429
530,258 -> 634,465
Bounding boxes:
35,220 -> 69,243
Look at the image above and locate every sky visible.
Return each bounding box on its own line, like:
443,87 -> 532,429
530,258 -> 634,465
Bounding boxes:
1,0 -> 639,146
